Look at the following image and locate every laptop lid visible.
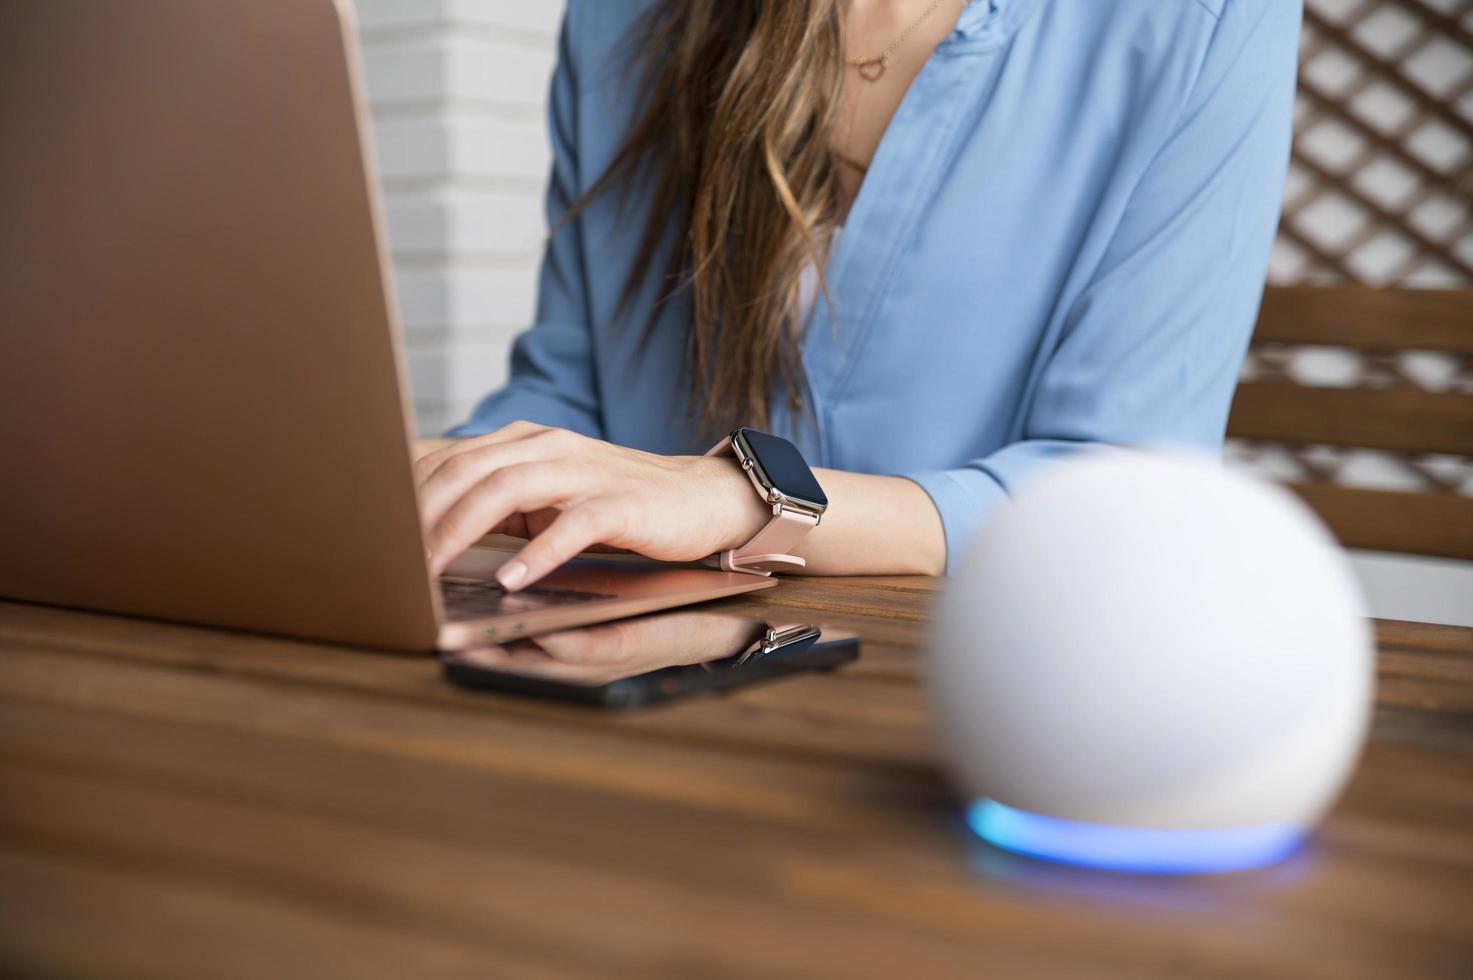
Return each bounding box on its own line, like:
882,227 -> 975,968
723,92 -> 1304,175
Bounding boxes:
0,0 -> 442,650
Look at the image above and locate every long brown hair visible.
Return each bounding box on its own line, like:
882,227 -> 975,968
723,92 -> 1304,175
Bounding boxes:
573,0 -> 847,435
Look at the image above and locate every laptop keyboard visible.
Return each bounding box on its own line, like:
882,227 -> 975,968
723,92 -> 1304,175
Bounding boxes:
439,576 -> 616,623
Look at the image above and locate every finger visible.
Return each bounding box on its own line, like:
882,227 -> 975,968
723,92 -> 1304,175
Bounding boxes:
528,621 -> 625,664
412,420 -> 549,490
413,419 -> 543,471
427,462 -> 596,576
477,508 -> 557,546
498,499 -> 628,592
519,630 -> 601,665
471,514 -> 525,543
418,426 -> 581,514
411,419 -> 550,484
417,428 -> 582,532
492,511 -> 532,541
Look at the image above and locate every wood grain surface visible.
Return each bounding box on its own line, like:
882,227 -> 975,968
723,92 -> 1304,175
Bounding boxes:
1,570 -> 1470,979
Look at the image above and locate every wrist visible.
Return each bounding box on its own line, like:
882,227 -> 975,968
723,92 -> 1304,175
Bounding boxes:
692,454 -> 771,554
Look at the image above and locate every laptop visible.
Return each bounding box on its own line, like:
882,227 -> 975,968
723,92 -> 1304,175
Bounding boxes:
0,0 -> 775,652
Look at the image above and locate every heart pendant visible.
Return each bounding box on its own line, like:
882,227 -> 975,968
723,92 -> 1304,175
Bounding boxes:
857,58 -> 887,82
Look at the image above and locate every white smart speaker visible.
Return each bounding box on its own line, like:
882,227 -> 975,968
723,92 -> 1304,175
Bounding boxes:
930,450 -> 1374,873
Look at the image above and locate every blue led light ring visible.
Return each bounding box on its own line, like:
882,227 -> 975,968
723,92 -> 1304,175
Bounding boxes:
968,800 -> 1305,874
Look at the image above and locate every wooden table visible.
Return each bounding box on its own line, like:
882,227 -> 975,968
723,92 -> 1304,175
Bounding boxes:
1,567 -> 1470,979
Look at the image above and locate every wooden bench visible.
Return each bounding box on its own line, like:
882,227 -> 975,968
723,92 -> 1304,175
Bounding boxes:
1227,285 -> 1473,560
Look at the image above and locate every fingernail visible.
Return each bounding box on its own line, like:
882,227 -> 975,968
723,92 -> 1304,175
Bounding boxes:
497,560 -> 527,591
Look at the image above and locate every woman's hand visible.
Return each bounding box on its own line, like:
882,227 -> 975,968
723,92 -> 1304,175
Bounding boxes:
450,611 -> 763,686
413,422 -> 769,590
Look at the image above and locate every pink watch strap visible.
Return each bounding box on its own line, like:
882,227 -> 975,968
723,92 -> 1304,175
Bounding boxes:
705,436 -> 818,576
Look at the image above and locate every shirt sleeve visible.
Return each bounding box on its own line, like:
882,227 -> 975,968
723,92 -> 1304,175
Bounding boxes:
906,0 -> 1301,572
446,3 -> 604,438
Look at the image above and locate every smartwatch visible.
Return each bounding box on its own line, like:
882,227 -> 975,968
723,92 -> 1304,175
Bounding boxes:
705,428 -> 827,576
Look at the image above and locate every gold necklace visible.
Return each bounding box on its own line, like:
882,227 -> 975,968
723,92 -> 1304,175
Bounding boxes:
846,0 -> 955,82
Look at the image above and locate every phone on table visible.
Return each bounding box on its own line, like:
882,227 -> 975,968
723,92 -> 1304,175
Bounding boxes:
440,609 -> 859,708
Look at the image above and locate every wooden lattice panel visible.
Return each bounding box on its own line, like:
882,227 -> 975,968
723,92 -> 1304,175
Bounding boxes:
1229,0 -> 1473,524
1275,0 -> 1473,285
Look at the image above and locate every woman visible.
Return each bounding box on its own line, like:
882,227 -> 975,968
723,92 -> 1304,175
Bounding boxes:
414,0 -> 1301,591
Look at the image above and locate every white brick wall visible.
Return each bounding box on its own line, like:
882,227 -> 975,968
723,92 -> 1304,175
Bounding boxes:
355,0 -> 565,435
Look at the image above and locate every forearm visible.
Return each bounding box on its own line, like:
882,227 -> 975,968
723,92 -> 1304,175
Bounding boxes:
795,469 -> 946,576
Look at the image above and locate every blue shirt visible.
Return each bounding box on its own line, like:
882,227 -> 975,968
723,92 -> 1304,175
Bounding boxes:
450,0 -> 1301,571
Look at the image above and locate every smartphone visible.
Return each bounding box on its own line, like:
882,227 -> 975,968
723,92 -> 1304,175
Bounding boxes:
441,608 -> 859,708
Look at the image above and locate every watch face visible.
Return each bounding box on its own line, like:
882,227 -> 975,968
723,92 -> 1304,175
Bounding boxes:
736,428 -> 828,508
